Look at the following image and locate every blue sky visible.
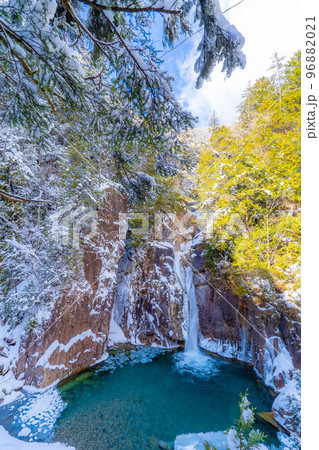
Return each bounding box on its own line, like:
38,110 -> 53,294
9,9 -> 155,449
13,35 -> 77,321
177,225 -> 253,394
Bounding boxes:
159,0 -> 301,127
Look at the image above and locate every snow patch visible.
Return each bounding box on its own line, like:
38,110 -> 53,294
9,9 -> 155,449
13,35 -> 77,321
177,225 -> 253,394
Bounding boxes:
0,427 -> 74,449
36,330 -> 103,368
175,431 -> 227,450
200,336 -> 253,363
108,315 -> 127,346
4,388 -> 66,442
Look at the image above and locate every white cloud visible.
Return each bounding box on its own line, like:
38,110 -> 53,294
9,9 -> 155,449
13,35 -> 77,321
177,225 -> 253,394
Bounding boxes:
167,0 -> 301,126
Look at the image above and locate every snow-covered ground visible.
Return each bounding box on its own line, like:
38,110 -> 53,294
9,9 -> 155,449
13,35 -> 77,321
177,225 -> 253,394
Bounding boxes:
174,430 -> 297,450
0,426 -> 74,450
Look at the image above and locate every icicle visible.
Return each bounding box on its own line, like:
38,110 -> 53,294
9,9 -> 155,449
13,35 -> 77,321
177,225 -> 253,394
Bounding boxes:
241,330 -> 247,360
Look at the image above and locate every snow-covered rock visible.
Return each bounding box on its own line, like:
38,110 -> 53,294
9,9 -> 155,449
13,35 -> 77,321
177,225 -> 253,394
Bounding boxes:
174,431 -> 227,450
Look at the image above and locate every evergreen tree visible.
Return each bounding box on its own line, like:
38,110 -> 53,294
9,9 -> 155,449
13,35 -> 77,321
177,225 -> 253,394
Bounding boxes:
0,0 -> 245,132
196,52 -> 301,301
209,110 -> 220,132
268,52 -> 286,103
204,392 -> 267,450
0,1 -> 247,322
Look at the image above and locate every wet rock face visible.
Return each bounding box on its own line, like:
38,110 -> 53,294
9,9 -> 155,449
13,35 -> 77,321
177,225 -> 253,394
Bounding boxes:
14,186 -> 129,388
111,241 -> 185,347
196,284 -> 247,344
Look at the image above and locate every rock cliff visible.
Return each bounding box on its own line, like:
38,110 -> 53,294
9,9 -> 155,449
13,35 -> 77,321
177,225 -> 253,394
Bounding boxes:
190,241 -> 301,389
1,186 -> 128,392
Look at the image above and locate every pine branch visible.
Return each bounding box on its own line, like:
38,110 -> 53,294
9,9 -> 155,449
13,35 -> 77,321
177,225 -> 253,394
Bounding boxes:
63,0 -> 164,101
61,0 -> 118,71
100,10 -> 156,96
0,20 -> 70,105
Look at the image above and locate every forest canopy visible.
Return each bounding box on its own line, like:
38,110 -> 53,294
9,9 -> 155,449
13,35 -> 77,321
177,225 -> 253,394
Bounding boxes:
196,52 -> 301,303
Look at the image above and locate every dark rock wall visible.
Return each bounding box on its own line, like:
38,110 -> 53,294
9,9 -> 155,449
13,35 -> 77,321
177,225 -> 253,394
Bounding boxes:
111,240 -> 185,347
14,186 -> 128,388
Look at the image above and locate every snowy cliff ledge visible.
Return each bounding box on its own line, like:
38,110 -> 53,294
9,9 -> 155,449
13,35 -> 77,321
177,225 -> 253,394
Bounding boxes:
0,186 -> 128,399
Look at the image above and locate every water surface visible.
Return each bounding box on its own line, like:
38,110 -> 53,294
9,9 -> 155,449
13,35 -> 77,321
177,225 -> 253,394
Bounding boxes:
52,347 -> 279,449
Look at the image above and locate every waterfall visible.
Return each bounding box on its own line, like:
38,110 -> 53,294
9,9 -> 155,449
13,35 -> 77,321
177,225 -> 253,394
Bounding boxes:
173,265 -> 220,378
173,244 -> 219,378
184,267 -> 200,356
241,331 -> 247,360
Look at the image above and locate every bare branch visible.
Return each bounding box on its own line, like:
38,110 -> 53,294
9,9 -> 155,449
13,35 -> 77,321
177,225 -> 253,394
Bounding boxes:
0,189 -> 53,204
80,0 -> 182,15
